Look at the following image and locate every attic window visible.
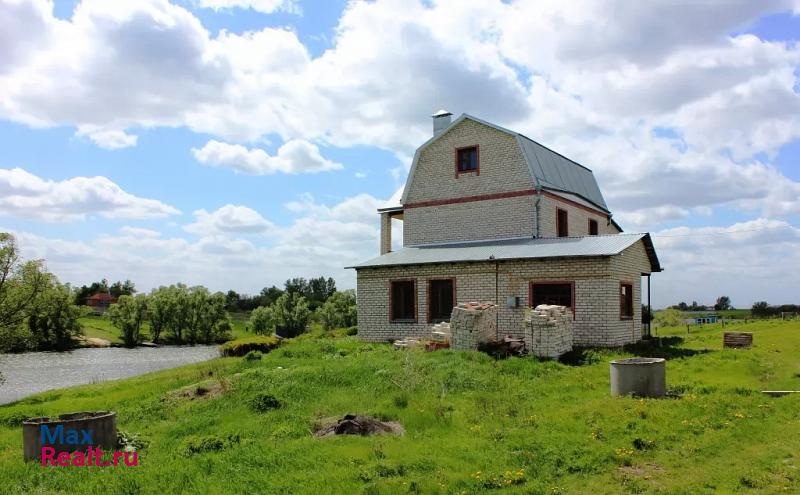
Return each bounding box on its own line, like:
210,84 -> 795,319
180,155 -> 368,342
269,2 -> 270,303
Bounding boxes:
588,219 -> 599,236
455,145 -> 479,175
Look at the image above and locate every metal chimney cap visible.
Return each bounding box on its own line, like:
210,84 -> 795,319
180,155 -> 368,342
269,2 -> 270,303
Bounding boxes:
432,109 -> 452,118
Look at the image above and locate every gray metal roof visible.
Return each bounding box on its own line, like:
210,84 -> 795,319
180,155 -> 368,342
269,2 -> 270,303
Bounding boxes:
399,114 -> 611,213
348,233 -> 661,271
517,135 -> 609,211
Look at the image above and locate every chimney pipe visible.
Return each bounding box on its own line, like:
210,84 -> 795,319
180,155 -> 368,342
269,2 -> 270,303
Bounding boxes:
432,109 -> 452,136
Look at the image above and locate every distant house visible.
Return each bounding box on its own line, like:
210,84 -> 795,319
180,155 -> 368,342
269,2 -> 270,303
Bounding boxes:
86,293 -> 116,314
684,312 -> 718,324
348,112 -> 662,347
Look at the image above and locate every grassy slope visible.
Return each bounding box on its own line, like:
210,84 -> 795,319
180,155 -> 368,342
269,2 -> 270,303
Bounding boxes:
1,321 -> 798,494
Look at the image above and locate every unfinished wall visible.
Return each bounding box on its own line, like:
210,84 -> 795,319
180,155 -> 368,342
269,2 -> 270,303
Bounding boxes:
356,240 -> 652,347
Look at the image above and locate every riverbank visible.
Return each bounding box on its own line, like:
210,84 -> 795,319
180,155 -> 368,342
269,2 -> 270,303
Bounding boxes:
0,345 -> 219,405
1,321 -> 798,493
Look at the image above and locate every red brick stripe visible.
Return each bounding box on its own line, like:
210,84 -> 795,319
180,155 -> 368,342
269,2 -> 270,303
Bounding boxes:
404,189 -> 537,209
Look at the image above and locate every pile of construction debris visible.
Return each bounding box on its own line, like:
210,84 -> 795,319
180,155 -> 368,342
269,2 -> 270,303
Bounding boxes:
524,304 -> 573,358
314,414 -> 405,437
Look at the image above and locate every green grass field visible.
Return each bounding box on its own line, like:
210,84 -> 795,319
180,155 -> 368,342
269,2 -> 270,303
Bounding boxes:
1,320 -> 798,494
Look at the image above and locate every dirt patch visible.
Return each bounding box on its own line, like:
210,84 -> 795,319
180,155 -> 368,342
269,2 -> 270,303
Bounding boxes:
617,463 -> 664,478
314,414 -> 404,438
164,379 -> 231,402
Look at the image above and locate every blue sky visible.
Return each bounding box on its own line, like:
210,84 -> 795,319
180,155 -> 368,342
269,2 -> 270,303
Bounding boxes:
1,0 -> 798,308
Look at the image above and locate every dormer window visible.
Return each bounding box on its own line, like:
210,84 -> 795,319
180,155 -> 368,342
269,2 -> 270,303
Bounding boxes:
455,145 -> 479,176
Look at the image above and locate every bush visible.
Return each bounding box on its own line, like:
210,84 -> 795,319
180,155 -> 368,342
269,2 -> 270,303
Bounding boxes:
316,290 -> 357,331
181,434 -> 239,456
272,292 -> 311,337
249,305 -> 275,335
654,308 -> 683,328
218,335 -> 280,357
243,350 -> 262,361
345,326 -> 358,336
248,393 -> 282,412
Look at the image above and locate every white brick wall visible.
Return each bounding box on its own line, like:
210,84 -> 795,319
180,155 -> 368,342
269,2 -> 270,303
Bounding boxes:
537,195 -> 620,237
403,119 -> 535,246
356,240 -> 653,347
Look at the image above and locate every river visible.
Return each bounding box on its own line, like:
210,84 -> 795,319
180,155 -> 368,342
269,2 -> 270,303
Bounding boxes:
0,346 -> 220,405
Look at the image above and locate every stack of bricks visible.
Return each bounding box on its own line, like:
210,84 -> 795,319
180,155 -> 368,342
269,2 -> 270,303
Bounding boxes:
431,322 -> 451,343
450,302 -> 497,350
524,304 -> 573,358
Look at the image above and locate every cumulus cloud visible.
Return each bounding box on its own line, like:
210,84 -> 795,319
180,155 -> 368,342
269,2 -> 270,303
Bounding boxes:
76,127 -> 138,149
195,0 -> 299,14
0,167 -> 180,221
651,219 -> 800,306
8,190 -> 394,293
185,204 -> 274,235
192,139 -> 343,175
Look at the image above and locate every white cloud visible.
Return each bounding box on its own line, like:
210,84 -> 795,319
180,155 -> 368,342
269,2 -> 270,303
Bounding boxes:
195,0 -> 299,15
185,204 -> 274,235
7,190 -> 395,293
651,219 -> 800,307
119,226 -> 162,238
0,167 -> 180,221
192,139 -> 343,175
76,127 -> 138,149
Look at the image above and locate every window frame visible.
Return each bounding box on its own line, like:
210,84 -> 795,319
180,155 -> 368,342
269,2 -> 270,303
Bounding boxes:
588,218 -> 599,236
556,208 -> 569,237
427,277 -> 456,323
620,281 -> 634,320
454,145 -> 480,177
389,279 -> 417,323
528,281 -> 575,317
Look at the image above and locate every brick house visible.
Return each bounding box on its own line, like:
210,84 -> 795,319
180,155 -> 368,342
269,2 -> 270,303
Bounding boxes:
348,112 -> 661,347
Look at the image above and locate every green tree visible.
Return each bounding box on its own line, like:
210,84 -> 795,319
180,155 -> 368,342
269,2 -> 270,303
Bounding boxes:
714,296 -> 732,311
259,286 -> 284,307
109,279 -> 136,298
146,286 -> 173,344
0,233 -> 50,352
272,292 -> 311,337
108,294 -> 147,347
0,233 -> 48,336
189,288 -> 228,344
752,301 -> 770,318
249,305 -> 276,335
317,290 -> 357,330
27,281 -> 83,350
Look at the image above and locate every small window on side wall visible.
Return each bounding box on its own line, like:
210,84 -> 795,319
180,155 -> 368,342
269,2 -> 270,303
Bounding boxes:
557,208 -> 569,237
588,219 -> 599,236
456,146 -> 479,174
390,280 -> 416,321
620,283 -> 633,320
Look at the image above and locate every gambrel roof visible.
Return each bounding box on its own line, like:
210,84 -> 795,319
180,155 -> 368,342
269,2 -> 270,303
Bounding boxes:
400,114 -> 609,212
